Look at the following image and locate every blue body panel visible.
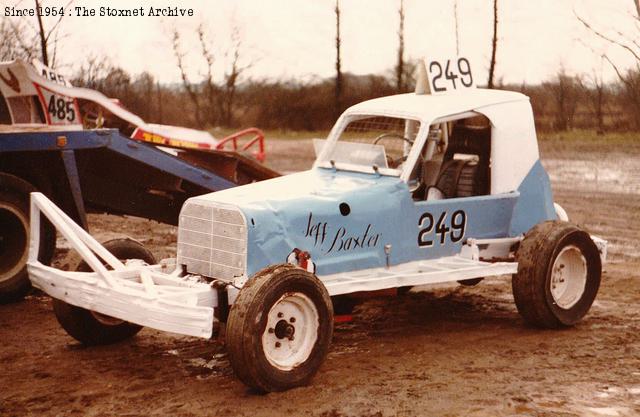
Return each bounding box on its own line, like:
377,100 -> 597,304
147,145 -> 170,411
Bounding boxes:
230,162 -> 557,278
509,160 -> 558,235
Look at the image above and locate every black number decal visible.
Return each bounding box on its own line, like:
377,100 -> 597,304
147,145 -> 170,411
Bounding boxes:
47,95 -> 56,115
444,59 -> 458,89
418,212 -> 434,247
56,98 -> 65,119
46,94 -> 75,122
451,210 -> 467,242
418,209 -> 467,247
435,212 -> 450,244
65,101 -> 75,121
429,61 -> 446,92
458,58 -> 473,87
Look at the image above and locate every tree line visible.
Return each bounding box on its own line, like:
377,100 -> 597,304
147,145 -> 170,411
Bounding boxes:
67,58 -> 640,133
2,0 -> 640,133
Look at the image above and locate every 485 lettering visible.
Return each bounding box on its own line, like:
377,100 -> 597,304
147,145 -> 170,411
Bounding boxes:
47,95 -> 76,122
418,210 -> 467,247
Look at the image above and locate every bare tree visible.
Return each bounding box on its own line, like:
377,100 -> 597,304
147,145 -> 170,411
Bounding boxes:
156,81 -> 163,124
71,54 -> 113,89
454,0 -> 460,56
578,65 -> 609,134
545,69 -> 580,131
487,0 -> 498,88
575,3 -> 640,128
31,0 -> 73,66
34,0 -> 49,65
395,0 -> 405,92
171,29 -> 204,127
220,25 -> 247,127
0,18 -> 38,61
196,24 -> 219,126
335,0 -> 343,117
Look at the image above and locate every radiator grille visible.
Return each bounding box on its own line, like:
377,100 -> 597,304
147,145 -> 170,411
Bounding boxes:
177,200 -> 247,280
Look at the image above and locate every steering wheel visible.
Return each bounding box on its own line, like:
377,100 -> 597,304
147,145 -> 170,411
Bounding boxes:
372,133 -> 413,168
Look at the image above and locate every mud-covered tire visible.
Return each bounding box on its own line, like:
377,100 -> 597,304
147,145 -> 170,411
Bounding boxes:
53,238 -> 156,345
226,264 -> 333,392
0,173 -> 56,303
512,221 -> 601,328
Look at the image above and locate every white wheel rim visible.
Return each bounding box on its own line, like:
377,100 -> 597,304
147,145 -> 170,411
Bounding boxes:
550,245 -> 587,309
262,292 -> 319,371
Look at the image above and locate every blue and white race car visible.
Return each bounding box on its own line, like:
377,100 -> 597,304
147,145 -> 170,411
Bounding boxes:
27,59 -> 606,393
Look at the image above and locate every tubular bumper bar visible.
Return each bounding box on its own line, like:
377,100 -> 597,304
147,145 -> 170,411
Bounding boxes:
27,192 -> 217,338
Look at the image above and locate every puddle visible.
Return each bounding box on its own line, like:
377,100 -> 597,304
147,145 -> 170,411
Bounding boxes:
544,158 -> 640,195
586,406 -> 623,416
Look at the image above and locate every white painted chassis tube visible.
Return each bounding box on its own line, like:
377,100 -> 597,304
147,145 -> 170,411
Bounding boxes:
28,192 -> 217,338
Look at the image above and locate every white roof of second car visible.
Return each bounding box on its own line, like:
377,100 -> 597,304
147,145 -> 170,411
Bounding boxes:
344,88 -> 529,122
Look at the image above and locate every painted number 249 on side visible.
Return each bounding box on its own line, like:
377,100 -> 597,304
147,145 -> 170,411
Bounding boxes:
418,210 -> 467,247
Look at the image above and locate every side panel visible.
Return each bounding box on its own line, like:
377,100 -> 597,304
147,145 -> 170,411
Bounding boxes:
243,179 -> 407,277
410,193 -> 519,262
242,183 -> 519,278
480,100 -> 540,194
508,160 -> 557,235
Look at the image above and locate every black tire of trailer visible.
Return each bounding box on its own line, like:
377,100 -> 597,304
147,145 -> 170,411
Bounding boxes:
52,238 -> 156,346
512,221 -> 601,328
226,264 -> 333,392
0,173 -> 56,303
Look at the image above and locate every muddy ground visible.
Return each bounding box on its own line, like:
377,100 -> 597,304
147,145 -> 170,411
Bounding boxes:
2,137 -> 640,417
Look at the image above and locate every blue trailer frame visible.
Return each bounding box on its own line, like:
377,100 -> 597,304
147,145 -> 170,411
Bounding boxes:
0,128 -> 278,301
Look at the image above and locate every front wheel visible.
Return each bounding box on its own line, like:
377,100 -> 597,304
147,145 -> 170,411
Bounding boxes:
226,264 -> 333,392
53,238 -> 156,345
512,221 -> 601,328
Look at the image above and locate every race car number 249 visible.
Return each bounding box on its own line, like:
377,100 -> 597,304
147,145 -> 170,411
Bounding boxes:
426,57 -> 475,94
418,210 -> 467,247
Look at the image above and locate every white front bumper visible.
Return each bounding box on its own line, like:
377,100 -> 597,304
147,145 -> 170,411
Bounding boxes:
29,261 -> 217,338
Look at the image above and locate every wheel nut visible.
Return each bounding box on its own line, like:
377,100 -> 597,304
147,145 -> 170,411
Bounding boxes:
275,342 -> 281,348
289,317 -> 296,323
268,328 -> 274,333
277,312 -> 283,318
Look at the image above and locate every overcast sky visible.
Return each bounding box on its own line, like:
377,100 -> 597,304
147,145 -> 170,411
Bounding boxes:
4,0 -> 639,85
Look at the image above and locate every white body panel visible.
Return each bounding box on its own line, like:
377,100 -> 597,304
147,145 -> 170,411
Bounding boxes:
0,59 -> 217,146
314,89 -> 539,195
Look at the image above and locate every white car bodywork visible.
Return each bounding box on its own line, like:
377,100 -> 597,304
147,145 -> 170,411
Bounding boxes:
316,89 -> 539,195
0,59 -> 218,148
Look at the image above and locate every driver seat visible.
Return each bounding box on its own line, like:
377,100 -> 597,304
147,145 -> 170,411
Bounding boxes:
426,124 -> 491,200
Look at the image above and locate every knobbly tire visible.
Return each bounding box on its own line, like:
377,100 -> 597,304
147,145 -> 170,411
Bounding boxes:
0,173 -> 56,303
52,238 -> 156,346
512,221 -> 601,328
226,264 -> 333,392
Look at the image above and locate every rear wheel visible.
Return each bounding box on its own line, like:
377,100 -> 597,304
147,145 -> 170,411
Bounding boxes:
512,221 -> 601,328
226,264 -> 333,392
52,238 -> 156,345
0,173 -> 55,303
